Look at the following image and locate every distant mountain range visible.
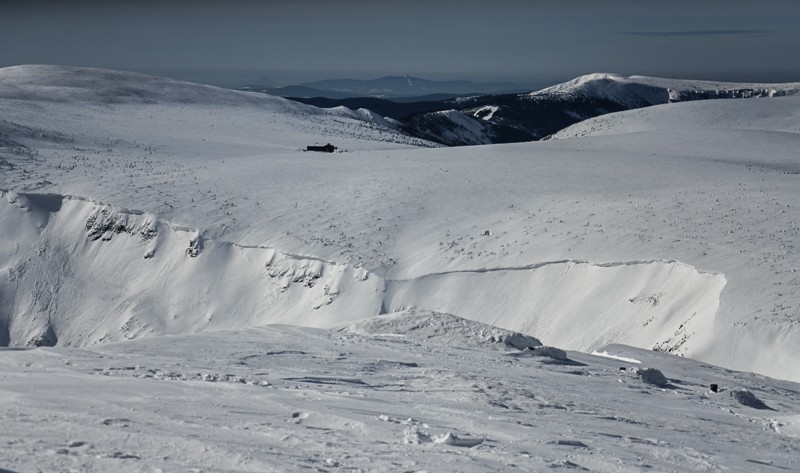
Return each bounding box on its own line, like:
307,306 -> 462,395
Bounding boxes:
239,75 -> 536,99
293,73 -> 800,146
242,73 -> 800,147
404,73 -> 800,145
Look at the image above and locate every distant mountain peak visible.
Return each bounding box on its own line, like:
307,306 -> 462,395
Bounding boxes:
532,72 -> 800,107
289,75 -> 531,98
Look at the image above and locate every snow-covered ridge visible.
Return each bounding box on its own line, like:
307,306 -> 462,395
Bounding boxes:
549,95 -> 800,140
0,65 -> 421,145
532,72 -> 800,107
1,190 -> 725,361
0,64 -> 297,106
385,259 -> 726,355
400,73 -> 800,146
0,190 -> 384,346
325,105 -> 403,131
0,65 -> 434,158
424,109 -> 492,145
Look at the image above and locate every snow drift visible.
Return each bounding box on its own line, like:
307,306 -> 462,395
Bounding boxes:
0,191 -> 383,346
385,260 -> 726,354
1,190 -> 725,358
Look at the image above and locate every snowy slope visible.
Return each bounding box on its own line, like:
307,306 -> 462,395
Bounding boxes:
1,317 -> 799,472
0,65 -> 432,152
400,74 -> 800,146
0,190 -> 726,358
3,64 -> 800,472
1,66 -> 799,385
400,91 -> 633,145
0,64 -> 304,106
550,95 -> 800,139
533,72 -> 800,107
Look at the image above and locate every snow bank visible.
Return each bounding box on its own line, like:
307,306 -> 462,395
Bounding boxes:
514,346 -> 569,362
590,350 -> 641,364
345,309 -> 542,350
0,191 -> 383,346
1,191 -> 725,357
384,260 -> 726,354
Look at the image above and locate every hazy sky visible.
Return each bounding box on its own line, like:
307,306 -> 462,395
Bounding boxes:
2,0 -> 799,87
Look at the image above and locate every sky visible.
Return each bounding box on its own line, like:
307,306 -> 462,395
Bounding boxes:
2,0 -> 799,87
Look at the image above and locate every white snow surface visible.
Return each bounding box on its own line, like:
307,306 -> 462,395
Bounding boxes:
1,66 -> 799,379
329,105 -> 402,131
550,95 -> 800,139
532,72 -> 800,107
473,105 -> 499,121
2,65 -> 800,470
1,322 -> 799,472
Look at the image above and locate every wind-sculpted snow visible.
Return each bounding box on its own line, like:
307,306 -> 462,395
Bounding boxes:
385,259 -> 726,356
1,191 -> 726,365
2,65 -> 800,382
0,191 -> 384,346
2,65 -> 800,471
1,325 -> 799,472
345,308 -> 543,350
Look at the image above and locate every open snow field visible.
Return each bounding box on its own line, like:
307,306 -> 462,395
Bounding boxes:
1,66 -> 800,471
2,314 -> 799,472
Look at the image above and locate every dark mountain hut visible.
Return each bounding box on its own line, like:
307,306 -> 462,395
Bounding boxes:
306,143 -> 337,153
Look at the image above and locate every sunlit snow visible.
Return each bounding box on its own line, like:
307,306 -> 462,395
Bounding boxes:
1,65 -> 799,472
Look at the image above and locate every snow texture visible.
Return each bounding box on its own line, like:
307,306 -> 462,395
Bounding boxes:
0,329 -> 798,472
533,73 -> 800,108
1,65 -> 800,471
636,368 -> 670,388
